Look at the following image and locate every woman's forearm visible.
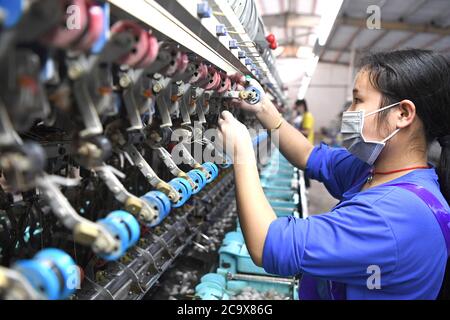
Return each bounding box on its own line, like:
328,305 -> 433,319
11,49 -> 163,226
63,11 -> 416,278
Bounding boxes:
218,110 -> 278,267
233,161 -> 277,266
256,98 -> 314,170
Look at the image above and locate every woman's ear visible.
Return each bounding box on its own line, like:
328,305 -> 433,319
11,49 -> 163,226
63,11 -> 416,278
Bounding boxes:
397,99 -> 416,128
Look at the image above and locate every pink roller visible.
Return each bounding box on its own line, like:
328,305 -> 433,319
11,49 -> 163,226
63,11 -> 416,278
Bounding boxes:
165,52 -> 181,76
212,72 -> 222,89
229,73 -> 246,91
111,21 -> 149,67
135,34 -> 159,69
217,74 -> 231,93
74,4 -> 104,52
176,53 -> 189,74
229,73 -> 245,86
203,68 -> 221,90
42,0 -> 89,49
189,63 -> 208,84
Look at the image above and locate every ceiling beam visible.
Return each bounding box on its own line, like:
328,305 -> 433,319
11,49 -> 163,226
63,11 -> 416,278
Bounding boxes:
340,0 -> 352,16
333,27 -> 361,63
324,46 -> 350,54
320,59 -> 350,66
319,25 -> 340,60
363,29 -> 390,49
263,13 -> 450,36
421,34 -> 447,49
339,16 -> 450,36
278,31 -> 315,46
290,37 -> 449,52
278,0 -> 289,43
390,32 -> 417,50
262,13 -> 321,28
430,6 -> 450,27
399,0 -> 429,22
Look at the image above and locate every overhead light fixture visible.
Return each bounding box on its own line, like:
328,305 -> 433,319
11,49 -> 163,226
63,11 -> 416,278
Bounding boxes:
296,46 -> 313,59
297,54 -> 320,99
297,76 -> 313,100
305,55 -> 319,77
317,0 -> 344,46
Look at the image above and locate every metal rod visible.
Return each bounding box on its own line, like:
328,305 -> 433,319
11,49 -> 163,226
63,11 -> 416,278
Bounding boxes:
227,272 -> 297,286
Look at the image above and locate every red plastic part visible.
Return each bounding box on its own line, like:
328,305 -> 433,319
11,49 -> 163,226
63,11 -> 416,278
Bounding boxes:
266,33 -> 276,44
269,41 -> 278,50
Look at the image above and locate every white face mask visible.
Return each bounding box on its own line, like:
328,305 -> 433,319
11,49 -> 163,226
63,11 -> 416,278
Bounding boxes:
340,102 -> 401,166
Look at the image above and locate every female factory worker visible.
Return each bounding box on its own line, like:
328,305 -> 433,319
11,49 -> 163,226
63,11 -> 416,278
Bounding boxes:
218,50 -> 450,300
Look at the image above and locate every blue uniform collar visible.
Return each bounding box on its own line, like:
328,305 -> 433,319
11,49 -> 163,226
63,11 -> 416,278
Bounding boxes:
340,164 -> 438,202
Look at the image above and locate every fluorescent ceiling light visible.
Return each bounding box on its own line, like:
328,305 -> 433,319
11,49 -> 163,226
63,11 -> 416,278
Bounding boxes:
317,0 -> 343,46
296,46 -> 313,59
297,76 -> 313,100
297,54 -> 320,99
305,55 -> 319,77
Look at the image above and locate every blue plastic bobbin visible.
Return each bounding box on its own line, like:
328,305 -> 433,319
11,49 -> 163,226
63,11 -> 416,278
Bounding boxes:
202,162 -> 219,182
14,248 -> 79,300
34,248 -> 80,300
169,177 -> 193,208
187,169 -> 207,194
97,213 -> 132,261
244,86 -> 262,105
14,260 -> 60,300
106,210 -> 141,246
141,191 -> 172,227
33,248 -> 79,299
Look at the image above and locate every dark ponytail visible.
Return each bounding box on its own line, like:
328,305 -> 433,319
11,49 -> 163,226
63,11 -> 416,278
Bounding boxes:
438,136 -> 450,205
437,136 -> 450,300
358,49 -> 450,299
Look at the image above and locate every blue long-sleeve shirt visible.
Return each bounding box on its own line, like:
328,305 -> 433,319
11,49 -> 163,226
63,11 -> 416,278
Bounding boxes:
262,143 -> 449,299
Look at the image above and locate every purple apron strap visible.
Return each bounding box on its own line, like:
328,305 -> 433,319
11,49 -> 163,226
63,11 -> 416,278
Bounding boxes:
299,276 -> 347,300
298,275 -> 322,300
329,281 -> 347,300
299,182 -> 449,300
385,182 -> 450,255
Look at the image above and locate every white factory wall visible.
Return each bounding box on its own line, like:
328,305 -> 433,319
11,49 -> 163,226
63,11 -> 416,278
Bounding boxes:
276,57 -> 305,105
277,59 -> 351,131
304,62 -> 350,131
277,59 -> 351,133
